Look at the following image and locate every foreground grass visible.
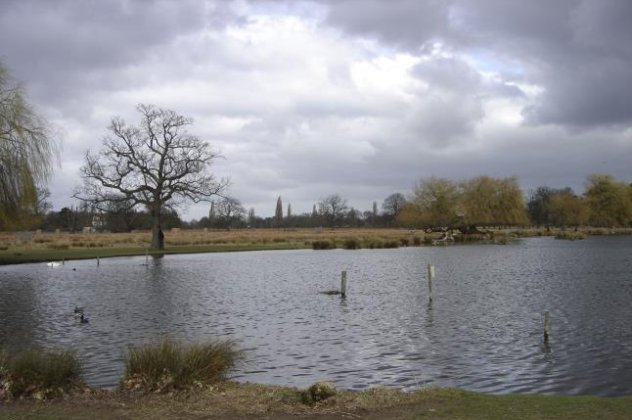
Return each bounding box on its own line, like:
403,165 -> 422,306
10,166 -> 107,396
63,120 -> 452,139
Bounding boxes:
121,338 -> 241,393
0,348 -> 83,400
1,382 -> 632,419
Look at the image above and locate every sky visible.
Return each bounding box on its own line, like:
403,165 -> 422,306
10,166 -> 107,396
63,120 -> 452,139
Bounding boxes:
1,0 -> 631,220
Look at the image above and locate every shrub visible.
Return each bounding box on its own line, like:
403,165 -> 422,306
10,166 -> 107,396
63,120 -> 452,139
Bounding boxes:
383,241 -> 399,249
0,348 -> 82,400
399,238 -> 409,247
412,236 -> 422,246
47,244 -> 69,250
312,240 -> 335,250
367,240 -> 384,249
343,238 -> 360,250
555,231 -> 586,240
301,381 -> 337,405
121,338 -> 240,393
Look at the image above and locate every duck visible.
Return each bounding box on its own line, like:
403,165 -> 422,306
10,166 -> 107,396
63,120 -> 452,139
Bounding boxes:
74,306 -> 84,318
79,313 -> 89,324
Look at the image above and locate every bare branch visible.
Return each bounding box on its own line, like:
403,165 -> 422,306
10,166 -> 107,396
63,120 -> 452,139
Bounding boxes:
75,104 -> 227,249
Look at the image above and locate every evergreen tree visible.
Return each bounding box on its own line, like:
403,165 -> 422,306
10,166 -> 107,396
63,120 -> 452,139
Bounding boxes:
275,196 -> 283,226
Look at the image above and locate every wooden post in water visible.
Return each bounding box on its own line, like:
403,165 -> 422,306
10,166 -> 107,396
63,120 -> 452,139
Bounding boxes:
427,264 -> 435,303
62,258 -> 65,266
145,249 -> 149,265
544,310 -> 551,343
97,256 -> 100,267
340,270 -> 347,299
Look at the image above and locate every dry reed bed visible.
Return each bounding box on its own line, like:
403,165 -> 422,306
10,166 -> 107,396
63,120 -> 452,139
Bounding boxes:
0,228 -> 426,251
2,227 -> 630,252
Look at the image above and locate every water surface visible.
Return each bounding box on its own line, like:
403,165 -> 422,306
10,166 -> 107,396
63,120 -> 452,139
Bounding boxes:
1,236 -> 631,396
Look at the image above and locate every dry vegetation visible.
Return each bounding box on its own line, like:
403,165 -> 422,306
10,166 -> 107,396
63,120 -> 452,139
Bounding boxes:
1,227 -> 631,265
0,228 -> 428,252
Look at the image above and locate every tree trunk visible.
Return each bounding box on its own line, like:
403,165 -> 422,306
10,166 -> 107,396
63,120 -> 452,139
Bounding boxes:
151,206 -> 164,250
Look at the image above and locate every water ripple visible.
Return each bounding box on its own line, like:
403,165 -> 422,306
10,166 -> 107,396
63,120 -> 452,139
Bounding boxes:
1,236 -> 632,395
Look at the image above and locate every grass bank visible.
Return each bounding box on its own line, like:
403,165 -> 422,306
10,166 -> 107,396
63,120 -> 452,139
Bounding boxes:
1,382 -> 632,419
2,227 -> 631,266
0,228 -> 427,265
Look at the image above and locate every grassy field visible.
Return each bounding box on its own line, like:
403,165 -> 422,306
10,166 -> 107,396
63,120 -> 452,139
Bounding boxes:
1,382 -> 632,419
1,227 -> 631,265
0,228 -> 429,265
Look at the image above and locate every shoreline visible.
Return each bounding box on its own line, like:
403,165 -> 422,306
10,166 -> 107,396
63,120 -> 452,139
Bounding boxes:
2,227 -> 631,266
2,381 -> 632,419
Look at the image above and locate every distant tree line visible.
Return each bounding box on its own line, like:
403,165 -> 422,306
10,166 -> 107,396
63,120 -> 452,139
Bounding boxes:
186,173 -> 631,231
397,174 -> 632,230
36,199 -> 182,233
5,173 -> 632,232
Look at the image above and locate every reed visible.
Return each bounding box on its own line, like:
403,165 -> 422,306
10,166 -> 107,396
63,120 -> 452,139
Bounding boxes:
312,240 -> 335,250
121,338 -> 241,393
0,348 -> 82,400
555,231 -> 587,240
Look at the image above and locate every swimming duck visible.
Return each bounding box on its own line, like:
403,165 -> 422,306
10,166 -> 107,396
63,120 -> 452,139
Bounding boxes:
74,306 -> 84,318
79,313 -> 89,324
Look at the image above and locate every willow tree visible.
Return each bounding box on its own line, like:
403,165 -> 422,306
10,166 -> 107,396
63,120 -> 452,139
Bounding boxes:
411,177 -> 460,227
0,62 -> 56,228
584,174 -> 632,227
75,104 -> 228,250
460,176 -> 528,226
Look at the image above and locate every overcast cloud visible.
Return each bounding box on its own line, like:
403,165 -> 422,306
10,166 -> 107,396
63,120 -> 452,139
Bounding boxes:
1,0 -> 630,219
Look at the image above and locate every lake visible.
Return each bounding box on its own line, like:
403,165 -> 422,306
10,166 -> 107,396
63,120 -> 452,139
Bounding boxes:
1,236 -> 632,396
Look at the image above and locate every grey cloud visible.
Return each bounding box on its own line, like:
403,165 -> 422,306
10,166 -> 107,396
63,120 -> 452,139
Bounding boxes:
0,0 -> 232,107
522,58 -> 632,127
317,0 -> 449,49
450,0 -> 632,128
406,56 -> 484,145
316,0 -> 632,129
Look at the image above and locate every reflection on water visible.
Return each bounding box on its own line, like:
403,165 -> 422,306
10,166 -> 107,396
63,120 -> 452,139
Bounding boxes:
1,236 -> 632,396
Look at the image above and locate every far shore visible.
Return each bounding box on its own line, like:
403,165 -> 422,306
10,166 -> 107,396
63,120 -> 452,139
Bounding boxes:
1,226 -> 631,266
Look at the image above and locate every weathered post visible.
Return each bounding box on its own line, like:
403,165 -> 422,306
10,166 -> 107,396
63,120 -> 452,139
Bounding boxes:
544,310 -> 551,343
97,256 -> 100,267
341,270 -> 347,299
145,248 -> 149,265
427,264 -> 435,303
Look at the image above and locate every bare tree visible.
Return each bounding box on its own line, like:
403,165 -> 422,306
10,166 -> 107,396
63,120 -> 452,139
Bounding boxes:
215,196 -> 245,228
382,193 -> 407,217
75,104 -> 228,249
318,193 -> 348,226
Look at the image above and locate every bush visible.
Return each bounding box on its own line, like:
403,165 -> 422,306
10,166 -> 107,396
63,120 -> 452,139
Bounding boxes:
0,348 -> 82,400
343,238 -> 360,250
47,243 -> 69,250
121,338 -> 240,393
312,240 -> 335,250
555,231 -> 586,240
383,241 -> 399,249
301,381 -> 337,405
367,240 -> 383,249
412,236 -> 422,246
